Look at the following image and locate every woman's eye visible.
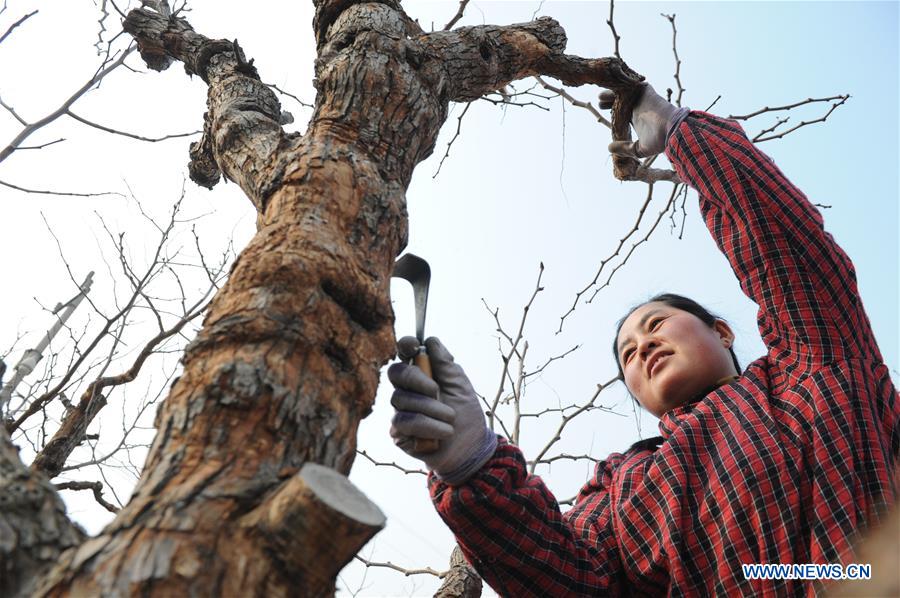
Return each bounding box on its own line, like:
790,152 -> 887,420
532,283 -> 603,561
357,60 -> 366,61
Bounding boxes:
649,317 -> 664,330
623,349 -> 634,364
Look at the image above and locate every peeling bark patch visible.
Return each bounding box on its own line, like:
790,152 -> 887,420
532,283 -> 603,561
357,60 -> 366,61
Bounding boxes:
210,362 -> 263,409
148,448 -> 186,496
129,536 -> 177,582
69,535 -> 111,570
173,543 -> 203,579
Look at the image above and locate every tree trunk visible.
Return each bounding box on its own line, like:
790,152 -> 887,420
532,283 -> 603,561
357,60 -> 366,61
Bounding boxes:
434,545 -> 482,598
1,424 -> 84,597
8,2 -> 645,595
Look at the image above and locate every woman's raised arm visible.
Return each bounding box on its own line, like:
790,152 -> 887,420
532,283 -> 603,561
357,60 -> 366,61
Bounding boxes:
665,111 -> 883,377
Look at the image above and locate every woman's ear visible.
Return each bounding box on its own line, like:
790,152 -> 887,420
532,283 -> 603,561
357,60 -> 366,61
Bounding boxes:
713,319 -> 735,348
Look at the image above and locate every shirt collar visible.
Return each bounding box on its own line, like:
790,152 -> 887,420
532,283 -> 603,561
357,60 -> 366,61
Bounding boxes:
657,375 -> 739,439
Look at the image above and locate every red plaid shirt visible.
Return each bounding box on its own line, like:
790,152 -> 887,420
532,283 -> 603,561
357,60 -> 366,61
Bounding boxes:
429,113 -> 899,596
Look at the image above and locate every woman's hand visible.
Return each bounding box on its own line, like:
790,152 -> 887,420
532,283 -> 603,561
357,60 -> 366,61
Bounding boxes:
599,84 -> 687,158
388,336 -> 497,485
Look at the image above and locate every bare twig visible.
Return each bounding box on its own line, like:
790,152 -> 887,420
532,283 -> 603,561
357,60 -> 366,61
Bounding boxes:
483,81 -> 554,106
479,389 -> 511,440
356,449 -> 427,476
0,45 -> 134,164
528,453 -> 602,467
66,110 -> 200,142
62,372 -> 170,474
559,95 -> 568,202
433,102 -> 471,178
661,13 -> 684,106
558,183 -> 658,332
558,494 -> 577,507
486,264 -> 545,432
587,184 -> 683,302
354,555 -> 446,579
754,97 -> 849,142
9,201 -> 185,432
94,1 -> 111,55
535,76 -> 610,127
607,0 -> 621,59
511,341 -> 527,444
108,0 -> 127,19
0,9 -> 37,45
443,0 -> 470,30
559,183 -> 688,330
727,94 -> 851,142
0,94 -> 27,125
264,82 -> 313,108
666,181 -> 689,238
520,403 -> 625,419
31,295 -> 211,477
483,97 -> 547,111
676,183 -> 688,239
170,0 -> 190,18
524,344 -> 580,379
529,376 -> 618,474
728,95 -> 849,120
17,138 -> 65,151
753,116 -> 790,141
0,179 -> 121,198
55,480 -> 119,513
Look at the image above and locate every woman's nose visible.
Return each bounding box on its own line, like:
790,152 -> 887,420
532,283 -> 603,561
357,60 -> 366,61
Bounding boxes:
638,338 -> 659,360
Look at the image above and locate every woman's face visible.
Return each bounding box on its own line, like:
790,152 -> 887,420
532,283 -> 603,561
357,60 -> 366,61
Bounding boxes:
616,302 -> 737,418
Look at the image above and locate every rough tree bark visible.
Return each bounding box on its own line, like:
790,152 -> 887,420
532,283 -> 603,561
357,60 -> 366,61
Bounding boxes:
434,545 -> 483,598
1,425 -> 85,596
3,2 -> 646,596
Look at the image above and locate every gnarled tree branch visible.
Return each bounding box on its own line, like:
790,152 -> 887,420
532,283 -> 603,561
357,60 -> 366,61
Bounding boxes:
123,9 -> 285,203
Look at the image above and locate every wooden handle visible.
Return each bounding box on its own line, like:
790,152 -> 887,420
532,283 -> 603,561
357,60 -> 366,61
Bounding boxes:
412,350 -> 440,454
413,351 -> 432,378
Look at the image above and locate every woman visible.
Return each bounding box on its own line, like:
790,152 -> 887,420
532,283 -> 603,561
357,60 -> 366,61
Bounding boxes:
387,84 -> 899,596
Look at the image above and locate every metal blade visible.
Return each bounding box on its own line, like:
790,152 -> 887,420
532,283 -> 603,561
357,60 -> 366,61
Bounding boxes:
392,253 -> 430,343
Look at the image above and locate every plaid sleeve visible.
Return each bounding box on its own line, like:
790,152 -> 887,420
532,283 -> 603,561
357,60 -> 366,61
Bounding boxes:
665,113 -> 883,379
429,439 -> 625,596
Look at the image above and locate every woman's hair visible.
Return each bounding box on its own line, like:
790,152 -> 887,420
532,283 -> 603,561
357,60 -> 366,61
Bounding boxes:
612,292 -> 741,382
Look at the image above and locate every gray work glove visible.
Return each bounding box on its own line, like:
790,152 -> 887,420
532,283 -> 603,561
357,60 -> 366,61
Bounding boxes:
388,336 -> 497,485
599,84 -> 689,158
